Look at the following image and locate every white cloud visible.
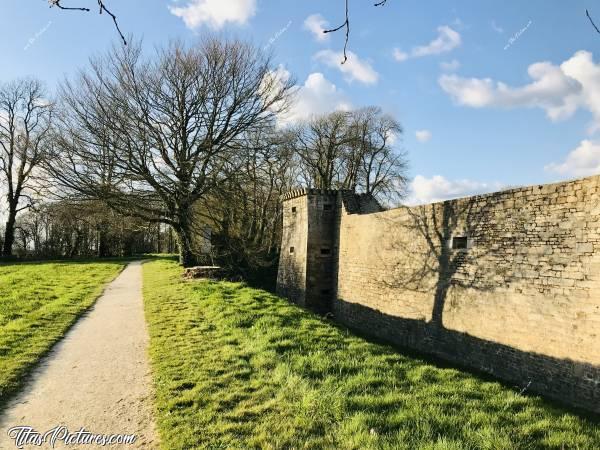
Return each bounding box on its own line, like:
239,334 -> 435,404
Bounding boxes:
405,175 -> 504,205
169,0 -> 256,30
439,51 -> 600,132
393,49 -> 409,62
415,130 -> 432,142
314,50 -> 379,85
304,14 -> 329,42
545,140 -> 600,177
491,20 -> 504,34
277,71 -> 352,126
440,59 -> 460,72
393,26 -> 461,62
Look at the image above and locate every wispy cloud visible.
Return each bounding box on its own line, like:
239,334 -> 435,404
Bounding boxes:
169,0 -> 256,30
405,175 -> 504,205
439,51 -> 600,133
314,50 -> 379,85
415,130 -> 432,142
545,140 -> 600,177
440,59 -> 460,72
491,20 -> 504,34
304,14 -> 329,42
393,26 -> 461,62
275,69 -> 352,126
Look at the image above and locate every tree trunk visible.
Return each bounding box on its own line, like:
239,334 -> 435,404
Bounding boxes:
2,207 -> 17,257
174,225 -> 195,267
97,224 -> 109,257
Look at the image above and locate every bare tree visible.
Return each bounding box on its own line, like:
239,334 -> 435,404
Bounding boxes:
347,106 -> 407,201
198,127 -> 297,277
290,108 -> 408,203
49,38 -> 294,266
0,78 -> 52,257
293,111 -> 352,189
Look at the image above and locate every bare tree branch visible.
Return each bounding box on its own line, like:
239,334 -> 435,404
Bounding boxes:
49,38 -> 294,266
324,0 -> 350,64
325,0 -> 390,64
587,9 -> 600,34
48,0 -> 127,45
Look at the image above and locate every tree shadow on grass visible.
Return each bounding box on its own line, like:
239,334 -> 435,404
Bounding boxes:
209,279 -> 600,422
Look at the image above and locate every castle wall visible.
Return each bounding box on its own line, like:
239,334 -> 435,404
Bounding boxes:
305,193 -> 338,312
333,176 -> 600,412
277,190 -> 338,310
276,193 -> 309,306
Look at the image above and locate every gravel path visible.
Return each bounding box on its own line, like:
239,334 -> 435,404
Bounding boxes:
0,262 -> 158,449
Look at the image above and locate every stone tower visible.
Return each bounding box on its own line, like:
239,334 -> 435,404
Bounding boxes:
276,189 -> 339,313
277,188 -> 382,312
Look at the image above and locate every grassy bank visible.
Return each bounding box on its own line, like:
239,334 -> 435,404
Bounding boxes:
0,260 -> 124,403
143,259 -> 599,449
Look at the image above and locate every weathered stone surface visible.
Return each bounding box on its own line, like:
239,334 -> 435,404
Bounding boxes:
277,175 -> 600,413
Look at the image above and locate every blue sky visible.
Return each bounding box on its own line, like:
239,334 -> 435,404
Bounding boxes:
2,0 -> 600,204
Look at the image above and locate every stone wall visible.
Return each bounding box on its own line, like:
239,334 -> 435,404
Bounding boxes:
336,176 -> 600,412
277,191 -> 309,306
277,176 -> 600,413
277,189 -> 338,311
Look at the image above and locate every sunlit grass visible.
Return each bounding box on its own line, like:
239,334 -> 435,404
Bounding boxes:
144,259 -> 600,449
0,260 -> 124,403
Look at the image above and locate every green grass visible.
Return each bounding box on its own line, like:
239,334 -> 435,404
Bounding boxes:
0,260 -> 125,403
143,259 -> 600,449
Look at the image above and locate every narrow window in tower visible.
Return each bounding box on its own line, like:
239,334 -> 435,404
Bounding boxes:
289,246 -> 295,254
291,206 -> 297,213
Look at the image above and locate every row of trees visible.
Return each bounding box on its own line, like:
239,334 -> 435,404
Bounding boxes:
0,201 -> 181,259
0,36 -> 408,270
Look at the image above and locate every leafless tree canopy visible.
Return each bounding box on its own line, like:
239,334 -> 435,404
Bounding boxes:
290,107 -> 408,203
196,127 -> 297,277
0,78 -> 53,257
48,38 -> 294,266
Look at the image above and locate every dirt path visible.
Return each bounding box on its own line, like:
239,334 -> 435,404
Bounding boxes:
0,262 -> 158,449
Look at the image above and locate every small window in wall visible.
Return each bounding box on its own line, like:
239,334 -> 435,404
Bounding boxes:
291,206 -> 297,213
320,248 -> 331,256
289,246 -> 295,254
323,204 -> 332,211
452,236 -> 469,250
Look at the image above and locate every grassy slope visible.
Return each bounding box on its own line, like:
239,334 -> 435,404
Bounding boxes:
143,259 -> 600,450
0,260 -> 124,403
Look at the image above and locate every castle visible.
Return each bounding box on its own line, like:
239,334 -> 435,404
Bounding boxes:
277,176 -> 600,413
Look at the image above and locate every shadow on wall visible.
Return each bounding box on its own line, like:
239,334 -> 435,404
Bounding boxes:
333,298 -> 600,415
382,193 -> 528,329
336,192 -> 600,413
277,256 -> 306,306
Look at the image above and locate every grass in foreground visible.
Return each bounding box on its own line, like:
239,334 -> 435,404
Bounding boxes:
144,259 -> 600,449
0,260 -> 124,403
